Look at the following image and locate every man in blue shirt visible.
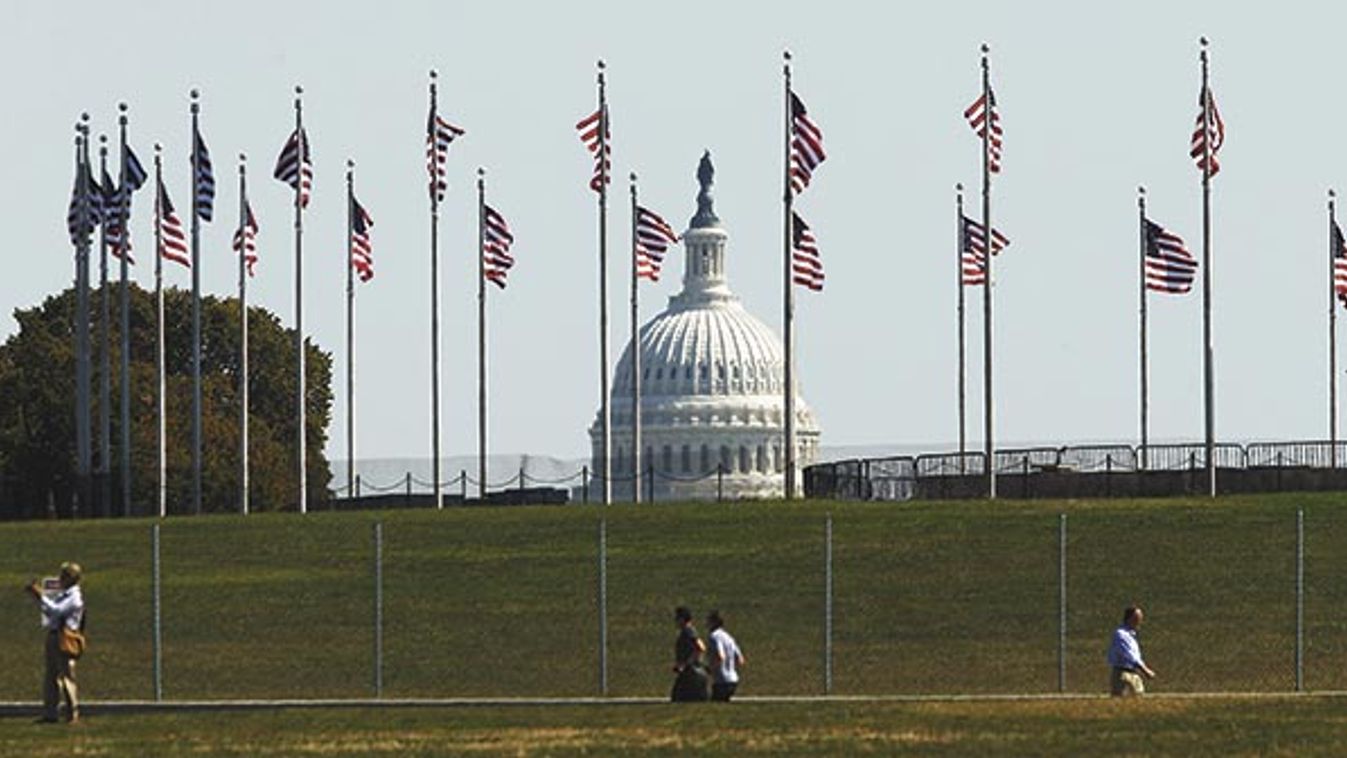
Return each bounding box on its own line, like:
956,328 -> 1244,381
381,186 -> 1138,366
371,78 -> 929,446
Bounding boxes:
1107,605 -> 1156,696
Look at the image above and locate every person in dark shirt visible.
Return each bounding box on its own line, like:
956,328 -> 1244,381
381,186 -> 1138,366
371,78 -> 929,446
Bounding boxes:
670,606 -> 708,702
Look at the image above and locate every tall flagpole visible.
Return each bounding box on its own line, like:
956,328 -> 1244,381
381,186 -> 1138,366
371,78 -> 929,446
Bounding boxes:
154,145 -> 167,519
783,50 -> 797,500
98,135 -> 112,517
477,168 -> 488,499
1139,186 -> 1149,471
346,160 -> 356,501
292,86 -> 308,514
238,154 -> 250,515
429,70 -> 444,510
1199,38 -> 1216,498
956,183 -> 966,466
118,103 -> 133,517
74,117 -> 93,518
596,60 -> 612,506
980,44 -> 996,499
1330,189 -> 1339,468
189,90 -> 203,515
629,172 -> 641,503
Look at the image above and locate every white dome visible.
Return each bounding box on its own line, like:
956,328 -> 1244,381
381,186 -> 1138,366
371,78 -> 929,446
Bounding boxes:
588,152 -> 819,501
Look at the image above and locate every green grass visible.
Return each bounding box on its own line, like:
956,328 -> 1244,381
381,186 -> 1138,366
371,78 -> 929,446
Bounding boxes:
3,493 -> 1347,702
3,697 -> 1347,756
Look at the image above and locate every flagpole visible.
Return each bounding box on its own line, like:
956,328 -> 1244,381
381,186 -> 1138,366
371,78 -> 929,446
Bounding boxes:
1139,186 -> 1149,471
154,145 -> 167,519
783,50 -> 797,500
1199,38 -> 1215,498
292,86 -> 307,514
477,167 -> 487,500
1330,189 -> 1338,468
979,44 -> 996,499
98,135 -> 112,517
346,160 -> 356,502
429,70 -> 444,510
74,116 -> 93,518
118,103 -> 133,517
596,59 -> 612,506
190,90 -> 203,516
956,183 -> 966,468
629,172 -> 641,503
238,154 -> 250,516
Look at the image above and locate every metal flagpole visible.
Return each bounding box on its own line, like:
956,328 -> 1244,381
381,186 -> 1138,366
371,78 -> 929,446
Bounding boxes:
74,117 -> 93,518
238,155 -> 250,516
477,168 -> 487,500
980,44 -> 996,499
118,104 -> 133,517
292,86 -> 308,514
347,160 -> 356,502
597,60 -> 612,507
1330,189 -> 1338,468
956,183 -> 966,468
429,70 -> 444,510
1139,186 -> 1149,471
190,91 -> 203,516
1199,38 -> 1216,498
99,136 -> 112,517
783,50 -> 797,500
154,145 -> 167,519
630,173 -> 642,503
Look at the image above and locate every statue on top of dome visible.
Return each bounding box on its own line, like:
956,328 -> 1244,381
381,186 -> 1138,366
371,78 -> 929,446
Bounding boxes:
691,149 -> 720,228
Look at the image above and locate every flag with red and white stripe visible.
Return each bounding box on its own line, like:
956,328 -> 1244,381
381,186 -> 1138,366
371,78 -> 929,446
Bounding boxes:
1333,221 -> 1347,308
1190,85 -> 1225,176
964,88 -> 1003,174
427,105 -> 465,203
791,211 -> 824,291
351,195 -> 374,282
576,106 -> 610,193
273,128 -> 312,208
960,215 -> 1009,286
156,178 -> 189,268
483,205 -> 515,288
789,92 -> 826,195
635,205 -> 678,282
233,201 -> 259,277
1144,218 -> 1197,294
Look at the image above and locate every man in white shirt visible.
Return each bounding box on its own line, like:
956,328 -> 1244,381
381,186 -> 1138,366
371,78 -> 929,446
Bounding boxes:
1107,605 -> 1156,697
706,610 -> 745,702
25,562 -> 85,723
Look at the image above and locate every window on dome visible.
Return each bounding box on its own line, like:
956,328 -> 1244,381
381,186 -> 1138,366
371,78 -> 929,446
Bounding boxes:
700,444 -> 710,473
681,445 -> 691,472
645,446 -> 655,474
685,366 -> 692,380
773,445 -> 782,473
615,446 -> 624,475
655,368 -> 663,381
662,445 -> 672,472
721,445 -> 733,473
739,446 -> 749,473
643,368 -> 650,381
757,445 -> 767,473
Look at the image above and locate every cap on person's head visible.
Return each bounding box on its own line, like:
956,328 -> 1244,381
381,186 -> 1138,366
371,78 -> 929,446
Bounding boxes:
60,562 -> 82,583
707,610 -> 724,629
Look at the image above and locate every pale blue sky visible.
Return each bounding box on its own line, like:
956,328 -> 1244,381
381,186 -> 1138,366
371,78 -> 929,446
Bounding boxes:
2,1 -> 1341,461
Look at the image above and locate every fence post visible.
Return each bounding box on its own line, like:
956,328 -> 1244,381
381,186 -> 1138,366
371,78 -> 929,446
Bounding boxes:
1296,508 -> 1304,692
373,521 -> 383,698
1058,512 -> 1067,693
1105,455 -> 1113,498
1023,456 -> 1030,499
582,466 -> 590,505
598,517 -> 608,695
647,462 -> 655,503
717,463 -> 724,502
404,472 -> 411,508
824,512 -> 834,695
519,464 -> 526,491
460,469 -> 467,501
1277,452 -> 1284,492
355,473 -> 362,499
151,522 -> 162,701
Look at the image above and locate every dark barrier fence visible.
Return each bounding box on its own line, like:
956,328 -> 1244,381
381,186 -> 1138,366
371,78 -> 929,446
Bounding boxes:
804,440 -> 1347,501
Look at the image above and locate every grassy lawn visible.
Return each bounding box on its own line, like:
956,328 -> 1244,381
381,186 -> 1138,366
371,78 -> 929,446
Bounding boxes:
2,696 -> 1346,756
2,493 -> 1346,702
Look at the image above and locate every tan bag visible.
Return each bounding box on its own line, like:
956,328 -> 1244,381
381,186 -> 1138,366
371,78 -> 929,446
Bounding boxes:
57,626 -> 85,659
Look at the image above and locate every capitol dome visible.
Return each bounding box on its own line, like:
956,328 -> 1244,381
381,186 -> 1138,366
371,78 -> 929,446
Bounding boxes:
589,151 -> 820,501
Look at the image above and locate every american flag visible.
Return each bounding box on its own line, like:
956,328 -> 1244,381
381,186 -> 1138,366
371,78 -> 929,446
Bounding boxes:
123,145 -> 148,192
575,106 -> 611,193
106,146 -> 149,262
791,212 -> 824,291
960,215 -> 1010,286
635,205 -> 679,282
427,106 -> 465,203
193,126 -> 215,221
66,161 -> 96,247
1333,221 -> 1347,308
100,166 -> 116,226
964,88 -> 1003,174
350,195 -> 374,283
482,205 -> 515,289
789,92 -> 826,194
1143,219 -> 1197,294
156,178 -> 190,268
233,201 -> 259,277
273,128 -> 312,208
1190,85 -> 1225,176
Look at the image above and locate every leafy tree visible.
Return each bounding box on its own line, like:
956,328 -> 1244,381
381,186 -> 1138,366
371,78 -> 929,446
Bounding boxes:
0,283 -> 332,518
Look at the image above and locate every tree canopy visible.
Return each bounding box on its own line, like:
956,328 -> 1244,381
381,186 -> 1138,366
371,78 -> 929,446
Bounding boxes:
0,283 -> 332,518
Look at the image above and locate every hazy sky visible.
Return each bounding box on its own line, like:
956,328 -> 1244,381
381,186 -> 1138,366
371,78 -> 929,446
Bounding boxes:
3,1 -> 1343,463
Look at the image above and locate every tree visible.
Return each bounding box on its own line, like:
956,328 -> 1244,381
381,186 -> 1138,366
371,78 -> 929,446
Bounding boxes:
0,284 -> 332,518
